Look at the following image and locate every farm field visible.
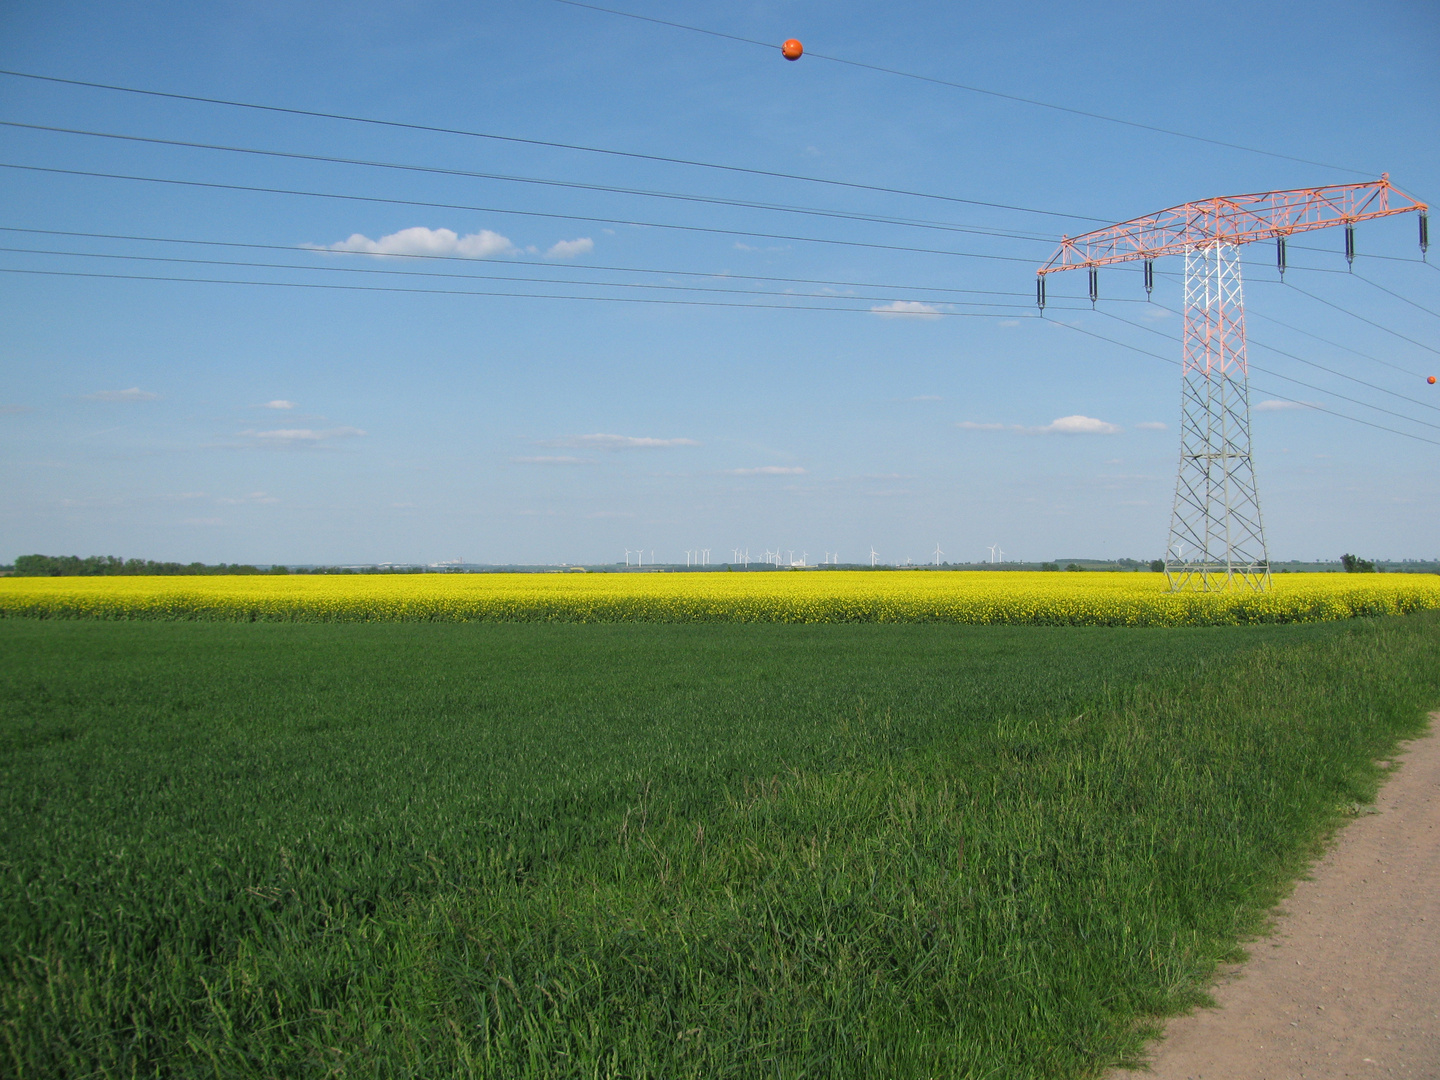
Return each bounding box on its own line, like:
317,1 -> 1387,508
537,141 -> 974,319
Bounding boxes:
2,615 -> 1438,1079
2,569 -> 1439,626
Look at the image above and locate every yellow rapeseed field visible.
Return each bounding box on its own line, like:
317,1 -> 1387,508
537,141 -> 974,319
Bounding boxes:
1,570 -> 1437,626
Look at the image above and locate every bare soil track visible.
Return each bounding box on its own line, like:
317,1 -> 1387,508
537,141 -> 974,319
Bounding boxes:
1114,712 -> 1440,1079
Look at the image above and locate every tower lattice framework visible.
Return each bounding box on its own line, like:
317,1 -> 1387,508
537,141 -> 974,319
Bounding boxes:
1168,242 -> 1268,590
1036,175 -> 1428,592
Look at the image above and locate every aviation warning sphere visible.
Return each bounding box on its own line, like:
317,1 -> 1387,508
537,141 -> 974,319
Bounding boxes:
1430,375 -> 1438,384
781,38 -> 803,60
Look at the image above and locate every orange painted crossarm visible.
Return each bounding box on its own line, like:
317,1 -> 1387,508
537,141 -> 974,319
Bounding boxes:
1038,175 -> 1427,275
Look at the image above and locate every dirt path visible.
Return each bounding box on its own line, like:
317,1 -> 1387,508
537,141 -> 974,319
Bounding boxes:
1113,713 -> 1440,1080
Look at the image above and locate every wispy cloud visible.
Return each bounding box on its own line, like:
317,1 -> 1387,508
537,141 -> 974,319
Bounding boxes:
958,415 -> 1121,435
511,455 -> 593,465
1254,399 -> 1316,412
84,387 -> 157,402
543,434 -> 699,450
316,227 -> 513,259
902,394 -> 942,402
239,426 -> 366,447
870,300 -> 942,320
546,237 -> 594,259
259,400 -> 296,410
726,465 -> 806,475
182,517 -> 224,526
0,404 -> 32,414
215,491 -> 280,505
1135,420 -> 1168,430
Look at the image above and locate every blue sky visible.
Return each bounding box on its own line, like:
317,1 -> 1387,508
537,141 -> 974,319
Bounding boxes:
2,0 -> 1437,565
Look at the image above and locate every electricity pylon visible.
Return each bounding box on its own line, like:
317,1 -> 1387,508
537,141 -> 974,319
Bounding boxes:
1037,176 -> 1428,592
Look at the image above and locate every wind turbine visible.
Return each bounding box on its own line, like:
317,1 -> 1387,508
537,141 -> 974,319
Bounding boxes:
987,543 -> 998,564
933,542 -> 943,566
870,547 -> 879,567
624,548 -> 633,567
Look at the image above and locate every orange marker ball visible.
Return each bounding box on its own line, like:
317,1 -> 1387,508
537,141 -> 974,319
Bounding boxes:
781,38 -> 803,60
1430,375 -> 1438,384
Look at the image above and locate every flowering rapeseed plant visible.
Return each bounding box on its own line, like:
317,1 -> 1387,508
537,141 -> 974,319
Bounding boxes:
2,571 -> 1436,626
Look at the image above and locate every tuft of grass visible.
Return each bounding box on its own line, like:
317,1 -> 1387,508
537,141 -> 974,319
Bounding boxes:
1,614 -> 1436,1078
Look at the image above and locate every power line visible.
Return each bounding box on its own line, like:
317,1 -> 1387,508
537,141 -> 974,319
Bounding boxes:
0,224 -> 1151,303
547,0 -> 1373,178
0,244 -> 1055,309
0,68 -> 1107,225
1048,317 -> 1440,448
1143,301 -> 1440,416
1245,309 -> 1430,381
1281,281 -> 1440,357
0,265 -> 1066,317
0,225 -> 1018,297
1353,271 -> 1440,321
1095,308 -> 1440,433
0,120 -> 1056,244
0,161 -> 1044,264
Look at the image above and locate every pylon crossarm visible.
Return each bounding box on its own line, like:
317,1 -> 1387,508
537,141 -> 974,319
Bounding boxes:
1038,175 -> 1426,273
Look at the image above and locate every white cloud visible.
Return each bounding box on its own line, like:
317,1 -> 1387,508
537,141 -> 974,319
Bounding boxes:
545,434 -> 699,450
957,415 -> 1121,435
871,300 -> 942,319
546,237 -> 594,259
511,455 -> 593,465
1254,399 -> 1316,412
216,491 -> 280,505
1040,415 -> 1122,435
241,426 -> 366,446
726,465 -> 807,475
319,227 -> 513,259
85,387 -> 158,402
1135,421 -> 1168,430
260,400 -> 296,410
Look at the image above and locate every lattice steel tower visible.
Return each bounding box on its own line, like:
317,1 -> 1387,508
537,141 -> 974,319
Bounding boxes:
1036,176 -> 1428,592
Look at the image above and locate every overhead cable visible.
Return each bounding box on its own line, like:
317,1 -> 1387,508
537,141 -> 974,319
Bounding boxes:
0,68 -> 1107,224
547,0 -> 1372,178
1353,271 -> 1440,321
0,245 -> 1049,308
1048,318 -> 1440,448
1144,301 -> 1440,416
0,120 -> 1055,243
1096,309 -> 1440,433
0,225 -> 1151,302
0,161 -> 1042,264
1281,281 -> 1440,357
0,265 -> 1074,316
1246,308 -> 1429,380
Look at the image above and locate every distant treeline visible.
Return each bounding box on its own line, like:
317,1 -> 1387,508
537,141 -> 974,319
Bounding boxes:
4,556 -> 453,577
10,555 -> 276,577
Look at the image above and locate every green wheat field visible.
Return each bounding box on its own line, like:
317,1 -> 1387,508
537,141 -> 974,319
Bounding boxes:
3,614 -> 1438,1078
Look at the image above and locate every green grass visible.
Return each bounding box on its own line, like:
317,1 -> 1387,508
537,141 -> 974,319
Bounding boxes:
2,615 -> 1437,1078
